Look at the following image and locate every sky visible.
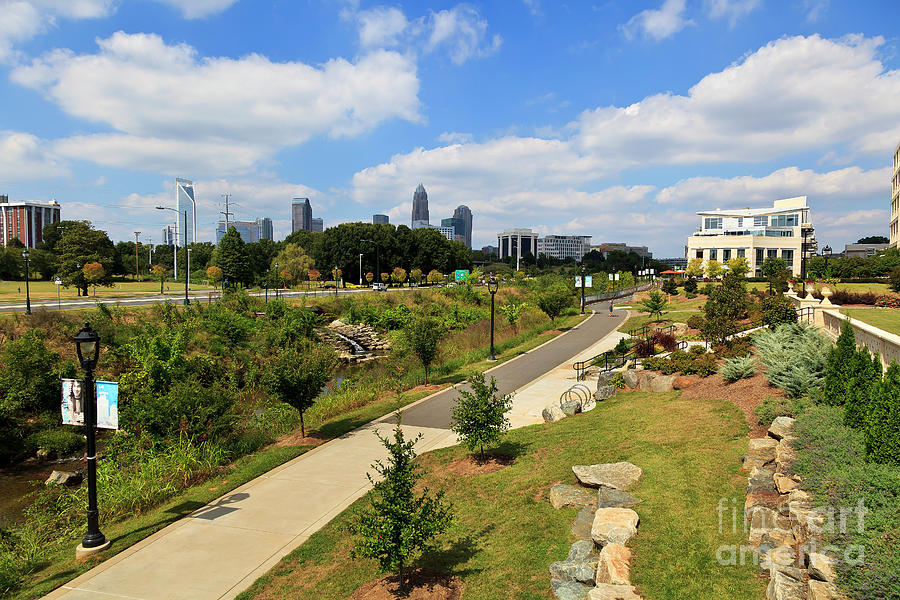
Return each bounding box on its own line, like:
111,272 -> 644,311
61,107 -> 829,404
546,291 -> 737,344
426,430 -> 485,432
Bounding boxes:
1,0 -> 899,257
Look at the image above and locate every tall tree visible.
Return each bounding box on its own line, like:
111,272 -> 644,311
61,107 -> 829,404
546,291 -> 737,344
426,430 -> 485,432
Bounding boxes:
217,227 -> 251,287
264,344 -> 337,438
272,244 -> 314,284
56,221 -> 115,295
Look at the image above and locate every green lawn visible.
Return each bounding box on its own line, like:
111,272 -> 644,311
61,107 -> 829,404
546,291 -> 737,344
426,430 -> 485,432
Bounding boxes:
620,310 -> 701,334
0,279 -> 215,302
840,308 -> 900,336
238,392 -> 764,600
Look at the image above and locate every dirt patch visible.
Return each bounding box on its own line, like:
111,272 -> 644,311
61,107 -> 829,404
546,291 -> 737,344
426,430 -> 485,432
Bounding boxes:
273,432 -> 327,447
540,329 -> 564,336
349,570 -> 463,600
406,384 -> 446,394
677,373 -> 786,438
443,453 -> 515,476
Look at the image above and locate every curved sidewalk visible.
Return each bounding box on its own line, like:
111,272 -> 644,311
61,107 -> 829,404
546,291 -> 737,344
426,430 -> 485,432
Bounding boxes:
45,305 -> 626,600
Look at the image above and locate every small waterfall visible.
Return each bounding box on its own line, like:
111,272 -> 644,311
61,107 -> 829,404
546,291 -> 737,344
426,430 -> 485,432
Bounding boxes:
332,331 -> 368,355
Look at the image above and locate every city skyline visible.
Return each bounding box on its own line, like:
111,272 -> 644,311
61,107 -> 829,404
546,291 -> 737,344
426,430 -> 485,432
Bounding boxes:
0,2 -> 898,255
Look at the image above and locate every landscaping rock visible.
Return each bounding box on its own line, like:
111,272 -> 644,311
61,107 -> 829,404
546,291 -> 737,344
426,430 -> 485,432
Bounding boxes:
808,580 -> 846,600
774,474 -> 799,494
767,569 -> 803,600
561,400 -> 582,416
672,376 -> 693,390
593,386 -> 616,402
550,484 -> 597,510
749,506 -> 796,548
572,462 -> 643,490
649,374 -> 675,393
808,553 -> 837,583
637,372 -> 654,392
597,371 -> 615,388
775,439 -> 797,471
622,369 -> 639,389
591,507 -> 639,546
748,466 -> 776,495
744,437 -> 778,470
596,487 -> 641,509
595,543 -> 631,585
588,584 -> 642,600
45,470 -> 82,486
551,579 -> 592,600
581,398 -> 597,412
543,404 -> 566,423
549,540 -> 597,585
760,545 -> 798,576
571,507 -> 595,541
768,417 -> 796,441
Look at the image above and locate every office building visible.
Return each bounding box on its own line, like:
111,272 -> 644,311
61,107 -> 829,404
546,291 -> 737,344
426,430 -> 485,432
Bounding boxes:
0,196 -> 60,248
591,243 -> 652,259
437,226 -> 455,241
481,245 -> 498,257
686,196 -> 815,277
412,183 -> 429,228
892,141 -> 899,248
441,217 -> 465,243
216,221 -> 258,243
843,243 -> 890,258
256,217 -> 273,241
175,178 -> 196,245
292,197 -> 312,233
311,218 -> 323,233
659,257 -> 688,271
537,235 -> 592,261
497,228 -> 539,262
373,214 -> 390,224
161,224 -> 176,246
453,205 -> 473,248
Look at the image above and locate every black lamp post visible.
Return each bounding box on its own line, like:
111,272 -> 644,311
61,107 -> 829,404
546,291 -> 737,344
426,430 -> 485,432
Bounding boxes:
74,323 -> 109,555
580,264 -> 586,315
822,245 -> 832,277
22,248 -> 31,315
488,274 -> 499,361
274,262 -> 279,300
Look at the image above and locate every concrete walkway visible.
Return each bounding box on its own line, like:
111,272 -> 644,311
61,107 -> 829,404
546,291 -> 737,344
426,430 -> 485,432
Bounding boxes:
45,305 -> 626,600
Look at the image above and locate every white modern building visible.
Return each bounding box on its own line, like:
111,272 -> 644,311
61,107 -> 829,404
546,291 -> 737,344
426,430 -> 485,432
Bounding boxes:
437,226 -> 455,241
892,141 -> 899,248
497,228 -> 539,263
537,235 -> 592,261
0,196 -> 60,248
175,178 -> 196,245
686,197 -> 815,277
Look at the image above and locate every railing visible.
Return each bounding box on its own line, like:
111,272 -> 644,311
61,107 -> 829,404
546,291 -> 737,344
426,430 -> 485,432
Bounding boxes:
582,282 -> 655,306
625,323 -> 676,341
797,307 -> 815,324
573,348 -> 633,381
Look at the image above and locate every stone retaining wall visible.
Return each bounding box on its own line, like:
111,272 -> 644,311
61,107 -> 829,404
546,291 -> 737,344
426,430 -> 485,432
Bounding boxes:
821,309 -> 900,369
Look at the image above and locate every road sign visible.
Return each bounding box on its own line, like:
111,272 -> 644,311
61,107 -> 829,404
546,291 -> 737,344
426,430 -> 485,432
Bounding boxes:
454,269 -> 470,282
54,277 -> 62,285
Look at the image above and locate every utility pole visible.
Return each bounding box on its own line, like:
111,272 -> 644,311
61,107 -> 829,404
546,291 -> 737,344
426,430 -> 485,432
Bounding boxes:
134,231 -> 141,281
220,194 -> 233,230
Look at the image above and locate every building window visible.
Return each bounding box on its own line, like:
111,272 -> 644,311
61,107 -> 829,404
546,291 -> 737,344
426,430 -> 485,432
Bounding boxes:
767,249 -> 778,259
722,249 -> 731,261
753,216 -> 767,227
695,250 -> 703,259
709,249 -> 717,261
782,249 -> 793,264
735,217 -> 743,228
704,217 -> 723,230
770,214 -> 798,227
737,249 -> 746,258
756,249 -> 764,264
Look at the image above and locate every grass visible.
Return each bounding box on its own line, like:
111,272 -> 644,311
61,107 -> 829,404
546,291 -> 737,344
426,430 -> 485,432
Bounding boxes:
633,291 -> 708,312
0,279 -> 215,302
840,307 -> 900,336
619,310 -> 701,334
238,391 -> 764,600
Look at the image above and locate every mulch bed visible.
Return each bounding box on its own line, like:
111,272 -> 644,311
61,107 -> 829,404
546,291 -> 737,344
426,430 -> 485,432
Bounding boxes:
443,453 -> 515,476
677,373 -> 787,438
349,570 -> 463,600
273,432 -> 327,447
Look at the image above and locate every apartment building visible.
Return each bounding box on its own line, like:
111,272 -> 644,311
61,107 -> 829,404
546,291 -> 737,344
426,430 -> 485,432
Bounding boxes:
686,197 -> 815,277
891,141 -> 899,248
537,235 -> 592,261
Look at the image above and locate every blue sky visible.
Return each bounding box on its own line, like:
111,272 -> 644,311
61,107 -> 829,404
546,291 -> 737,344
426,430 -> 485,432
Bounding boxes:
1,0 -> 899,256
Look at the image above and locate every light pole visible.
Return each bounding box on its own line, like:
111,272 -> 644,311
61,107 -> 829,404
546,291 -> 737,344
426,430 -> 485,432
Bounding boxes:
359,253 -> 363,286
333,266 -> 339,297
822,245 -> 832,277
274,262 -> 279,300
156,206 -> 189,305
488,274 -> 498,361
580,264 -> 586,315
74,323 -> 110,557
22,248 -> 31,315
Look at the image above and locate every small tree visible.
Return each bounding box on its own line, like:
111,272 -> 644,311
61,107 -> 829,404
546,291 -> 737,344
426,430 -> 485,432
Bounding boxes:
308,268 -> 320,289
264,345 -> 337,437
206,265 -> 223,289
82,262 -> 105,296
683,276 -> 698,294
536,284 -> 571,323
427,269 -> 440,285
726,257 -> 750,278
706,259 -> 723,280
280,269 -> 294,288
638,290 -> 669,323
332,267 -> 342,285
661,278 -> 678,295
497,298 -> 527,332
451,372 -> 513,459
890,265 -> 900,293
351,412 -> 452,592
685,257 -> 705,278
151,264 -> 166,293
410,268 -> 423,286
823,321 -> 859,406
381,272 -> 390,285
404,315 -> 444,384
761,294 -> 798,326
366,271 -> 374,283
392,267 -> 407,288
701,273 -> 749,346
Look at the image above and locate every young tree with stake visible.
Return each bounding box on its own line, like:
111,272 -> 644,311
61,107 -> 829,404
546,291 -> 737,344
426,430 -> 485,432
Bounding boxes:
451,372 -> 513,459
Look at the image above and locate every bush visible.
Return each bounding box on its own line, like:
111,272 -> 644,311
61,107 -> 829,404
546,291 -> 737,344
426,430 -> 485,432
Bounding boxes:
610,372 -> 625,388
761,294 -> 798,326
754,396 -> 813,425
719,355 -> 757,382
701,274 -> 750,346
642,349 -> 717,377
25,428 -> 84,459
683,277 -> 698,293
0,330 -> 62,416
753,323 -> 829,398
865,362 -> 900,463
651,330 -> 677,352
634,339 -> 657,358
661,278 -> 678,295
890,266 -> 900,293
829,289 -> 879,305
686,314 -> 705,330
685,291 -> 697,299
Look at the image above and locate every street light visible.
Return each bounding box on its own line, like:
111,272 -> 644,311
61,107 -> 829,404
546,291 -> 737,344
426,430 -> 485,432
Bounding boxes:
156,206 -> 189,305
580,264 -> 586,315
359,253 -> 364,286
22,248 -> 31,315
73,323 -> 110,557
274,261 -> 279,300
488,274 -> 499,361
822,245 -> 833,277
361,239 -> 379,287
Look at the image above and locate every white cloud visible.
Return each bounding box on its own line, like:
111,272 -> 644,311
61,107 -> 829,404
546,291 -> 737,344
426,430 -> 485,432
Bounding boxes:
12,32 -> 421,173
152,0 -> 238,19
804,0 -> 829,22
351,6 -> 408,49
0,0 -> 113,62
707,0 -> 761,26
621,0 -> 693,42
437,131 -> 473,144
425,5 -> 501,65
0,130 -> 68,182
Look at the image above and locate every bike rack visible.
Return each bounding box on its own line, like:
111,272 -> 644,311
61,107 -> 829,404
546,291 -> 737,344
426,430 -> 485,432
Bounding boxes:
560,383 -> 592,406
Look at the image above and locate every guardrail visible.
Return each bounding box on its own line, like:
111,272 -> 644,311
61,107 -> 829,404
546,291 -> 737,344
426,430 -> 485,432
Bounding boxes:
583,282 -> 655,306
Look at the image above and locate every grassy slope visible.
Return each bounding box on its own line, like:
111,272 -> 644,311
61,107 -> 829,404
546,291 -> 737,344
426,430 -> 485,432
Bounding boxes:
239,391 -> 765,600
619,311 -> 701,333
840,307 -> 900,336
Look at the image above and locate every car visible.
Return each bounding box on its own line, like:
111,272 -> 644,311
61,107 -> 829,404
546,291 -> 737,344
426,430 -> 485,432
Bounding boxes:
372,283 -> 387,291
323,284 -> 335,289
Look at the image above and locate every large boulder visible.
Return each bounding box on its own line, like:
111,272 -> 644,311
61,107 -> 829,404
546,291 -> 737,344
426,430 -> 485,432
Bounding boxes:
597,487 -> 641,509
774,474 -> 799,494
591,507 -> 639,546
649,374 -> 675,393
672,376 -> 693,390
808,553 -> 837,582
45,470 -> 82,486
549,540 -> 597,586
593,386 -> 616,402
543,404 -> 566,423
808,580 -> 846,600
597,371 -> 615,388
622,369 -> 639,389
561,400 -> 582,416
595,543 -> 631,585
551,579 -> 592,600
587,584 -> 643,600
571,507 -> 595,541
768,417 -> 796,441
573,462 -> 643,490
767,569 -> 804,600
744,437 -> 778,471
550,484 -> 597,510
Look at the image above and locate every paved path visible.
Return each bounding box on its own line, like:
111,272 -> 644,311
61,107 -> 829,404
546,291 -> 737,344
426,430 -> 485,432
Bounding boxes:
45,305 -> 626,600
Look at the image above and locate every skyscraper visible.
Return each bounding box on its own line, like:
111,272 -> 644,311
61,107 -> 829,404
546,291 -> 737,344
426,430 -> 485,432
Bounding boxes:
311,218 -> 323,232
411,183 -> 429,228
292,197 -> 312,232
255,217 -> 273,241
175,178 -> 196,245
373,214 -> 390,224
441,217 -> 465,244
453,205 -> 473,249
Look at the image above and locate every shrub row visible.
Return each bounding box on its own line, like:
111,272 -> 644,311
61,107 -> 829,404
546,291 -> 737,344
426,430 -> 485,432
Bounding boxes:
642,347 -> 717,377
